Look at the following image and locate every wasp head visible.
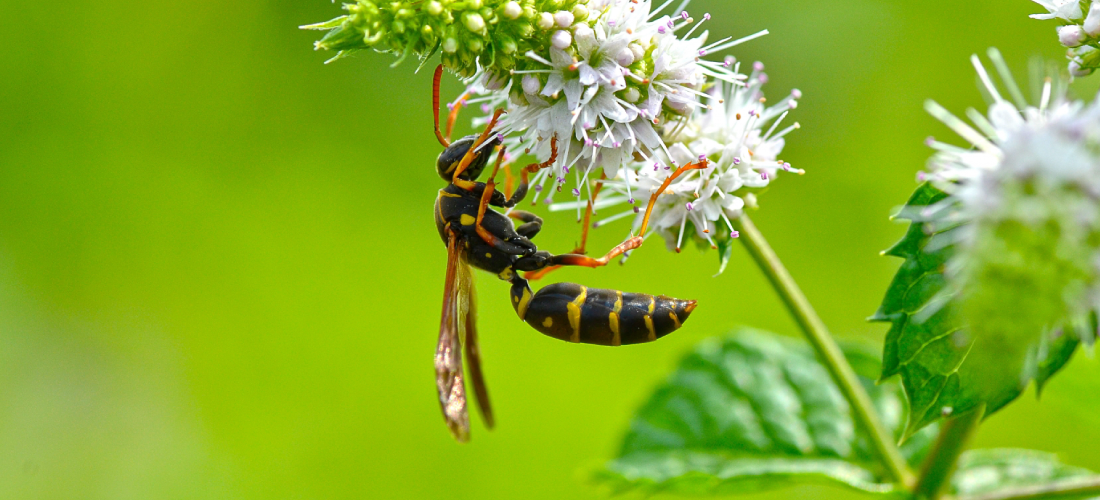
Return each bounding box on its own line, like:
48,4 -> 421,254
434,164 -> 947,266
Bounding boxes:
436,134 -> 503,182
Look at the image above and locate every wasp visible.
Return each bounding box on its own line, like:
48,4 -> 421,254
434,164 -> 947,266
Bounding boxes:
430,66 -> 708,441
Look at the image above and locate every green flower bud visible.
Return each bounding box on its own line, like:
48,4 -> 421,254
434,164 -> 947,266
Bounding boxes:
500,36 -> 518,54
443,37 -> 459,53
502,1 -> 522,20
464,12 -> 486,33
304,0 -> 615,79
572,4 -> 588,22
537,12 -> 554,29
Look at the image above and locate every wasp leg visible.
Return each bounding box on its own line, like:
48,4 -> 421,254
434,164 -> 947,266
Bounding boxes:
574,171 -> 607,254
512,251 -> 553,272
521,161 -> 710,278
521,171 -> 605,281
635,160 -> 709,236
452,109 -> 504,192
508,210 -> 543,240
461,206 -> 537,257
505,136 -> 558,207
472,145 -> 519,252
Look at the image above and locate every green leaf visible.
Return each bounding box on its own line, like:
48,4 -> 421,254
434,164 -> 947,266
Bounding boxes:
952,449 -> 1100,499
872,183 -> 1080,438
596,328 -> 936,496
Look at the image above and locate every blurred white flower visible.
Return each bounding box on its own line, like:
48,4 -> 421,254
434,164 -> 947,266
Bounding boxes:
1030,0 -> 1085,20
919,49 -> 1100,351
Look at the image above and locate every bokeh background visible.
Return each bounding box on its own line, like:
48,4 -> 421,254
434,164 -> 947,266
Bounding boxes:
2,1 -> 1099,499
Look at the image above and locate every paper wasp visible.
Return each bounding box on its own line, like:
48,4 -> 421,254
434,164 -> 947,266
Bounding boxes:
431,66 -> 706,441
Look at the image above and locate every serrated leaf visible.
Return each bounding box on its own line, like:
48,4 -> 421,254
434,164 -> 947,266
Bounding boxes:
597,329 -> 937,496
873,183 -> 1080,437
952,449 -> 1100,499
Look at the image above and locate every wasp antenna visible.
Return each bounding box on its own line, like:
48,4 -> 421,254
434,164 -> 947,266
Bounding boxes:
433,65 -> 450,147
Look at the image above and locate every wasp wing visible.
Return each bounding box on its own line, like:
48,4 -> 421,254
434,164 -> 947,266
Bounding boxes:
437,229 -> 470,442
462,267 -> 494,429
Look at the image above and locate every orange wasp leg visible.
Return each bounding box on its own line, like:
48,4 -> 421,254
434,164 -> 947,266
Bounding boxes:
528,159 -> 710,275
523,170 -> 606,281
473,146 -> 510,249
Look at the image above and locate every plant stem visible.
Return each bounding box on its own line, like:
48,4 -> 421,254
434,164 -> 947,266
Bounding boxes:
962,477 -> 1100,500
732,214 -> 914,487
913,404 -> 986,500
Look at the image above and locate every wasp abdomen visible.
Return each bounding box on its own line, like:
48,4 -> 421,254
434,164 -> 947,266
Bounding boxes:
511,281 -> 696,346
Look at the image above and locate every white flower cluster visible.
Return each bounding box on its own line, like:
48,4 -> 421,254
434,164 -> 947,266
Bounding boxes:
920,49 -> 1100,347
1031,0 -> 1100,76
561,63 -> 802,253
496,0 -> 765,199
457,0 -> 804,263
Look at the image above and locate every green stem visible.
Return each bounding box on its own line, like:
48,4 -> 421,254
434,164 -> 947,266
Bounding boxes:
913,404 -> 986,500
732,214 -> 914,487
962,477 -> 1100,500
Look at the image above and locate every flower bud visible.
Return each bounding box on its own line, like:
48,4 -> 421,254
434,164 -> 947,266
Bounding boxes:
572,5 -> 589,22
522,74 -> 542,94
1059,24 -> 1086,46
483,72 -> 508,91
1070,60 -> 1094,77
1071,44 -> 1100,73
551,29 -> 572,49
616,46 -> 635,66
1086,1 -> 1100,35
554,10 -> 574,27
538,12 -> 555,29
502,1 -> 522,20
442,37 -> 459,53
463,12 -> 486,33
622,86 -> 641,103
427,1 -> 444,16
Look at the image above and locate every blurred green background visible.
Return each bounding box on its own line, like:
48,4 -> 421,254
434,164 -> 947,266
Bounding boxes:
2,1 -> 1099,499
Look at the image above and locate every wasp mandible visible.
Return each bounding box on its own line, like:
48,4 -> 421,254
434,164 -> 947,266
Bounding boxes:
431,66 -> 707,442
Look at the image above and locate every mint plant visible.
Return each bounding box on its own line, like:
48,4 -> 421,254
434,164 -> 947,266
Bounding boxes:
305,1 -> 1100,498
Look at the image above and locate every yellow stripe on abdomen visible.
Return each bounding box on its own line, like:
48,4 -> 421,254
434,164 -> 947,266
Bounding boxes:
566,286 -> 588,343
608,291 -> 623,346
644,296 -> 657,341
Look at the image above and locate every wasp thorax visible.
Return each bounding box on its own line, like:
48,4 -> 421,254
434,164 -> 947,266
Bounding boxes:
436,134 -> 502,182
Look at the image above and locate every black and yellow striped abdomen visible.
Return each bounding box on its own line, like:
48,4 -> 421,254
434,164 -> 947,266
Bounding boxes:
510,281 -> 696,346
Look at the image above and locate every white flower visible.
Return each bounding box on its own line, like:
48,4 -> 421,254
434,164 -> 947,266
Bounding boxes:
920,51 -> 1078,190
1085,1 -> 1100,35
1059,24 -> 1087,47
559,61 -> 803,253
485,0 -> 766,209
919,49 -> 1100,349
1030,0 -> 1084,20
